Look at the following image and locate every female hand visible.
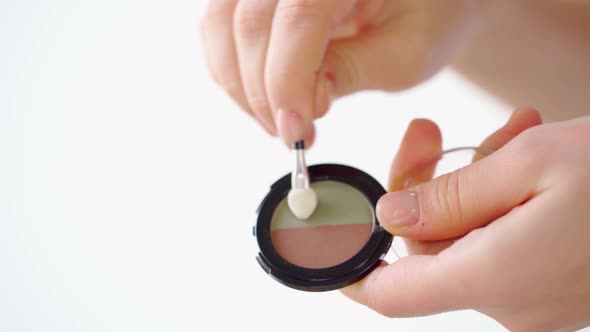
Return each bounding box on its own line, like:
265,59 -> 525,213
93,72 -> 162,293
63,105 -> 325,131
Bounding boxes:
200,0 -> 499,145
342,109 -> 590,331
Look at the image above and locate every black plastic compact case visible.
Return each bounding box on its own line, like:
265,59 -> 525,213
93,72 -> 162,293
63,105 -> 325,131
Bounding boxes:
254,164 -> 393,292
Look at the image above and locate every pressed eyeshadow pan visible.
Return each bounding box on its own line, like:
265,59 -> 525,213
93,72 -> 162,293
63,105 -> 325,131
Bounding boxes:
270,181 -> 373,269
255,164 -> 393,292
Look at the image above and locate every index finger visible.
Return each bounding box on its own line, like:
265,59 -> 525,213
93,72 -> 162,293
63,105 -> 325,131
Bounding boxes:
388,119 -> 442,191
265,0 -> 355,142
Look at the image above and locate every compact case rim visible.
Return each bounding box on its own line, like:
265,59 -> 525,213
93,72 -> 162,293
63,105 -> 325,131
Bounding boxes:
254,163 -> 393,292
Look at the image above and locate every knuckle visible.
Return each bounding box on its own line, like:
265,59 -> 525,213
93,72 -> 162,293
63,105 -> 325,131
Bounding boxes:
382,32 -> 430,91
275,0 -> 323,27
429,172 -> 463,228
234,3 -> 267,40
510,126 -> 548,170
246,94 -> 271,114
448,171 -> 466,224
203,0 -> 235,26
326,48 -> 360,95
504,123 -> 576,188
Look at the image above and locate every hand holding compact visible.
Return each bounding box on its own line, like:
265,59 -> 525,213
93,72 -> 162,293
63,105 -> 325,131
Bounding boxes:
343,110 -> 590,331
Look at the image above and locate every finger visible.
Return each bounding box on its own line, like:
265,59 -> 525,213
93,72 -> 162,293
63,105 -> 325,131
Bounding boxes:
324,2 -> 450,98
331,0 -> 388,39
400,108 -> 541,252
201,1 -> 263,125
202,0 -> 277,135
275,109 -> 315,148
388,119 -> 442,191
234,0 -> 279,135
376,130 -> 546,240
341,254 -> 470,317
265,0 -> 358,145
473,107 -> 543,161
384,119 -> 445,255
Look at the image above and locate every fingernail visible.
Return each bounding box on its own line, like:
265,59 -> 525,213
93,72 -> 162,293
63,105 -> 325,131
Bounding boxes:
376,191 -> 420,227
276,109 -> 307,145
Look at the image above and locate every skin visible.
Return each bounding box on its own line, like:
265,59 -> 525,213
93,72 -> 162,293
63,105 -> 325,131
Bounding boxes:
201,1 -> 590,330
201,0 -> 488,145
343,111 -> 590,332
452,2 -> 590,122
200,1 -> 590,142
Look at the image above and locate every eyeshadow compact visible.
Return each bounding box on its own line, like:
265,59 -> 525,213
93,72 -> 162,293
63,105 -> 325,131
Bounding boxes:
253,142 -> 489,292
254,145 -> 393,291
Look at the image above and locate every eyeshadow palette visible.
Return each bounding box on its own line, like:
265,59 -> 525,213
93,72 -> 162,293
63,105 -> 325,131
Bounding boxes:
254,164 -> 393,292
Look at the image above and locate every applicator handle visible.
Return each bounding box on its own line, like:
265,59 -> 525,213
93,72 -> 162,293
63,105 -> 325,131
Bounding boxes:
292,140 -> 310,189
294,140 -> 304,150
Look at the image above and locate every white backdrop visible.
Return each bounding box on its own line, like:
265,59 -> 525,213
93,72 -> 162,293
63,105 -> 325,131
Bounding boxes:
1,1 -> 567,331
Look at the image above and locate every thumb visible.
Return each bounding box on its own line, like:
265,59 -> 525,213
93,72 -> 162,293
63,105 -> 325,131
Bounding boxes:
341,254 -> 470,317
376,131 -> 545,240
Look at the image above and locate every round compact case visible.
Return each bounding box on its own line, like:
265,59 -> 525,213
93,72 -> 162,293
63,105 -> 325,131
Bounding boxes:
254,164 -> 393,292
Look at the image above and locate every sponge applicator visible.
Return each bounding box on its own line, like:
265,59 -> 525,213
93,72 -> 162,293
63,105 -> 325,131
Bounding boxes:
287,187 -> 317,220
287,141 -> 318,220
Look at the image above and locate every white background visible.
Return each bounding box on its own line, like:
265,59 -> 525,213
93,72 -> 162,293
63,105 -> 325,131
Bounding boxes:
1,1 -> 572,331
